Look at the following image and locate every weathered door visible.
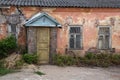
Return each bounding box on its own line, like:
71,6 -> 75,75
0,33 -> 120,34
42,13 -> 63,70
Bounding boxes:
37,28 -> 50,64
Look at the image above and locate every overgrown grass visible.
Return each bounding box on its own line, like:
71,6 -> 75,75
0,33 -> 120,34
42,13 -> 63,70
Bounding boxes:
0,68 -> 18,76
0,60 -> 20,76
53,53 -> 120,67
15,60 -> 25,69
22,53 -> 38,64
34,71 -> 45,76
53,54 -> 75,66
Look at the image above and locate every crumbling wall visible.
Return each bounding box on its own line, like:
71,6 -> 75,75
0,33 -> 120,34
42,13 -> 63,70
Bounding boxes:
27,27 -> 37,54
1,7 -> 120,55
0,7 -> 26,48
50,28 -> 57,62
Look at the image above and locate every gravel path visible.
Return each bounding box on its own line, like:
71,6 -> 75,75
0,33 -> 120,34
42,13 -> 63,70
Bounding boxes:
0,65 -> 120,80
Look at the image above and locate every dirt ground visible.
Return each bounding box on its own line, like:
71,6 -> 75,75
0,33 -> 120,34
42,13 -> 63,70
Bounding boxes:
0,65 -> 120,80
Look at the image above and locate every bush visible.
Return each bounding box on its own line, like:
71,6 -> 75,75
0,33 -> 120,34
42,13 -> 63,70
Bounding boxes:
53,54 -> 75,66
95,53 -> 112,60
15,60 -> 24,69
111,54 -> 120,65
53,53 -> 120,67
85,53 -> 96,60
22,54 -> 38,64
0,60 -> 18,76
98,59 -> 111,67
0,60 -> 5,68
0,36 -> 17,59
82,53 -> 112,67
0,68 -> 17,76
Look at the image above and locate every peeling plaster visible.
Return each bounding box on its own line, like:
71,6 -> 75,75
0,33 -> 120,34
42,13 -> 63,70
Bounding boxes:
1,7 -> 120,54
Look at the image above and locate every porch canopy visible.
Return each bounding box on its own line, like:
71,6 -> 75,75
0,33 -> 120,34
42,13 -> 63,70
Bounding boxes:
24,12 -> 61,27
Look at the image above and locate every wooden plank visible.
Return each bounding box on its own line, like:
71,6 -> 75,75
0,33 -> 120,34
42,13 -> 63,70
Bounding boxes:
37,28 -> 50,64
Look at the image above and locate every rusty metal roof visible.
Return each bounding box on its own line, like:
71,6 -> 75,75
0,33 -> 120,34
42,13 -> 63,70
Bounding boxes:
0,0 -> 120,8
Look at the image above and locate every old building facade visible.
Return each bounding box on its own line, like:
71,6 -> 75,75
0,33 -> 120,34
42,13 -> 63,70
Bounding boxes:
0,0 -> 120,63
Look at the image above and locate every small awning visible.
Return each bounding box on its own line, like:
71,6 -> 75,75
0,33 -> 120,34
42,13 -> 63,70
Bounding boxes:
24,12 -> 61,27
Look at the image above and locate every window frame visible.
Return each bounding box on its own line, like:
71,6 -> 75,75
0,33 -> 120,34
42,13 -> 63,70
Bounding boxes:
0,26 -> 2,34
68,25 -> 83,50
97,26 -> 112,50
7,24 -> 19,39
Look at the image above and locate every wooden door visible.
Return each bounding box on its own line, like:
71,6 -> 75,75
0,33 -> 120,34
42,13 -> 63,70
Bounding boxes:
37,28 -> 50,64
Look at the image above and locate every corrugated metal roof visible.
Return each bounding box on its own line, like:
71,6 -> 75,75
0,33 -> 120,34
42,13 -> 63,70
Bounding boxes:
0,0 -> 120,8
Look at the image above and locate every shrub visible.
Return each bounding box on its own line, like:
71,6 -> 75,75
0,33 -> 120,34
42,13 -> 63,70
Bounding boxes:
0,60 -> 5,68
22,53 -> 38,64
85,53 -> 96,60
0,36 -> 17,59
53,54 -> 75,66
53,53 -> 120,67
15,60 -> 24,69
53,54 -> 65,66
0,60 -> 19,76
98,59 -> 111,67
65,55 -> 75,66
111,54 -> 120,65
95,53 -> 112,60
34,71 -> 45,76
82,53 -> 112,67
0,68 -> 17,76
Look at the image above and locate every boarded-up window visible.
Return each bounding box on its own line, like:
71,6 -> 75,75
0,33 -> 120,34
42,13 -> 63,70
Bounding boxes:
98,27 -> 110,49
69,27 -> 82,49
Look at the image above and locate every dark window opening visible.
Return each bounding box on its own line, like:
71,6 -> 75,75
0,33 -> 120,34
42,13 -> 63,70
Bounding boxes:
69,27 -> 82,49
10,24 -> 17,38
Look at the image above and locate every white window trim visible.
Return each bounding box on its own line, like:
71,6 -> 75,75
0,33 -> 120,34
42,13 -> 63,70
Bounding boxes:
97,25 -> 112,49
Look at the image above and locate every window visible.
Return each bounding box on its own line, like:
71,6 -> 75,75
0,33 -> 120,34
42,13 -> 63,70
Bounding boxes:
8,24 -> 17,38
0,26 -> 2,33
98,27 -> 111,49
69,26 -> 82,49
